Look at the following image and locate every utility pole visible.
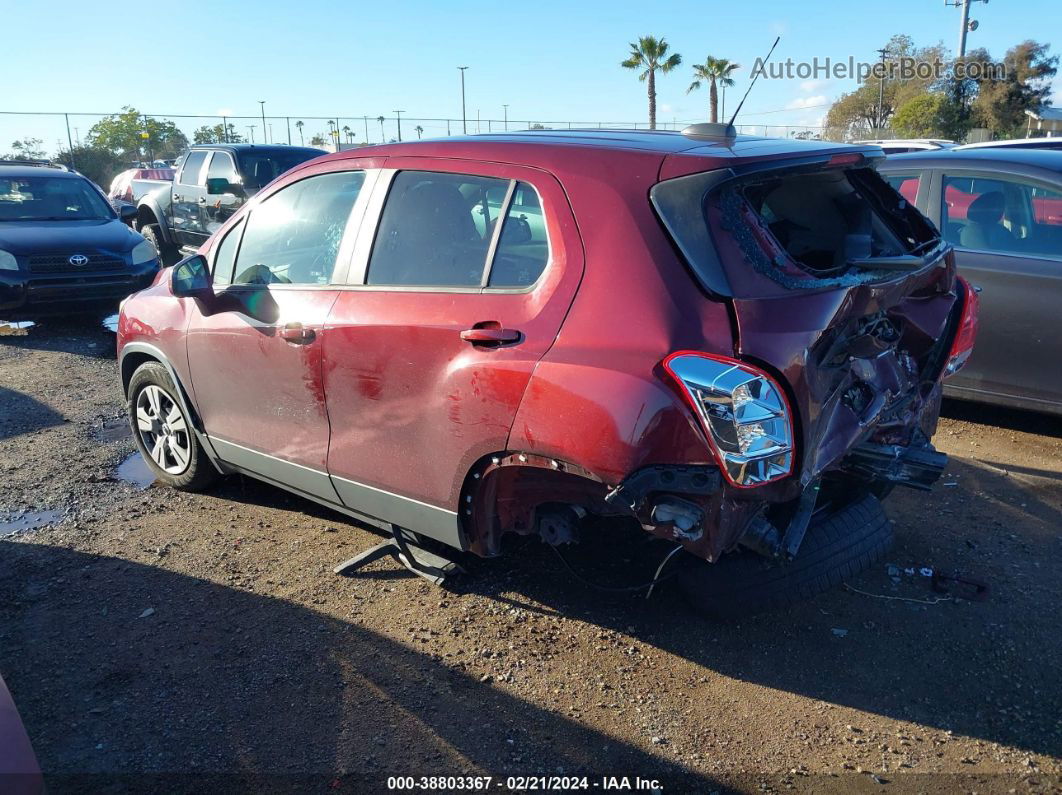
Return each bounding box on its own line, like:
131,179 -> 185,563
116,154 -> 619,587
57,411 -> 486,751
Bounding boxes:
363,116 -> 369,143
875,47 -> 890,133
458,66 -> 469,134
258,101 -> 267,143
64,113 -> 76,170
394,110 -> 404,141
503,104 -> 509,130
476,108 -> 480,134
945,0 -> 986,59
221,115 -> 229,143
286,117 -> 291,145
269,124 -> 274,145
247,125 -> 256,144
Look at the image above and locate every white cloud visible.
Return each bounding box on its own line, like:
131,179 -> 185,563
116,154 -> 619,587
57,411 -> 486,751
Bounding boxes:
786,95 -> 827,110
799,79 -> 831,94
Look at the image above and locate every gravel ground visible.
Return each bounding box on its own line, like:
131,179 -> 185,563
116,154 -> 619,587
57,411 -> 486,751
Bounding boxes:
1,317 -> 1060,794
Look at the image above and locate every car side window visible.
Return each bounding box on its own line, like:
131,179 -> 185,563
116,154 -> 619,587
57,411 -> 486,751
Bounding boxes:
487,182 -> 550,287
211,219 -> 243,286
231,170 -> 364,286
177,151 -> 209,186
207,152 -> 239,185
883,173 -> 920,206
366,171 -> 509,287
942,173 -> 1062,260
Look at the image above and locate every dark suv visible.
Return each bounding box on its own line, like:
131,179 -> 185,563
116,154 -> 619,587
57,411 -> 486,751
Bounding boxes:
116,128 -> 977,615
1,164 -> 159,318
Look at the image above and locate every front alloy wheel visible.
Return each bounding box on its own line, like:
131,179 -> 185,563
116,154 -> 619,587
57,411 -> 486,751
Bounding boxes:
135,384 -> 191,474
126,361 -> 218,491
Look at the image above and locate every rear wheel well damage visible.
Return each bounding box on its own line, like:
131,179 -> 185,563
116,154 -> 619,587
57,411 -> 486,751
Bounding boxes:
458,453 -> 729,561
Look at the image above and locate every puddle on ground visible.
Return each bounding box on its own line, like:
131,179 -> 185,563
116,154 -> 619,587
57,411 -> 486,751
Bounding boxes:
0,321 -> 34,337
1,509 -> 65,537
97,416 -> 131,443
115,452 -> 157,489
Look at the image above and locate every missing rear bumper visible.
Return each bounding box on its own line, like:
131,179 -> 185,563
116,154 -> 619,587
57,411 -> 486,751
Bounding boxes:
841,440 -> 947,491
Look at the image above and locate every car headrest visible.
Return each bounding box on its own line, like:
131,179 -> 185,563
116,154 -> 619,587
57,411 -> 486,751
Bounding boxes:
967,191 -> 1005,225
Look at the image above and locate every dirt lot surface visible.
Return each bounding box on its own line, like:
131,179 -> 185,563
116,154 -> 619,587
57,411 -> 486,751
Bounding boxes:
2,318 -> 1061,793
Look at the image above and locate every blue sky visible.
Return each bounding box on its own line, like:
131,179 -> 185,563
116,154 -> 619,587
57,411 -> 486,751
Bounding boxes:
4,0 -> 1059,152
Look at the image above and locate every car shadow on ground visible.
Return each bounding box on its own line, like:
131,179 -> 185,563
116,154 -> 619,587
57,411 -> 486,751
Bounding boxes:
0,386 -> 66,442
0,541 -> 718,792
941,398 -> 1062,440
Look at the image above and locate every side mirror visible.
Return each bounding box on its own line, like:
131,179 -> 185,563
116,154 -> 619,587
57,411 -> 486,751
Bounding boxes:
171,255 -> 212,298
206,177 -> 233,195
118,204 -> 137,221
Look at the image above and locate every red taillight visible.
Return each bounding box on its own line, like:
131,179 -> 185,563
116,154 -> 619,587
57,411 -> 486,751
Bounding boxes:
944,276 -> 979,377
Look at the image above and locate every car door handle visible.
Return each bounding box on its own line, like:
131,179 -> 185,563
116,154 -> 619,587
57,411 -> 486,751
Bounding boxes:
279,322 -> 315,343
460,327 -> 521,345
198,197 -> 207,204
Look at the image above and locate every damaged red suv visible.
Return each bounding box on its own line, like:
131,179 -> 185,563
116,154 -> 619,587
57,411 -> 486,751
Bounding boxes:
117,127 -> 977,615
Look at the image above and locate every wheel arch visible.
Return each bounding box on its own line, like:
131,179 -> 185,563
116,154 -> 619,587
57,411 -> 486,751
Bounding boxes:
119,342 -> 223,471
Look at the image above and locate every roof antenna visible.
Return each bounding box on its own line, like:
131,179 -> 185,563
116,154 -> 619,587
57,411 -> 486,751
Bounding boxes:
728,36 -> 781,128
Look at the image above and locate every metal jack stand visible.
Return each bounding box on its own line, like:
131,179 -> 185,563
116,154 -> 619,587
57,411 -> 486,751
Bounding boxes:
333,525 -> 463,586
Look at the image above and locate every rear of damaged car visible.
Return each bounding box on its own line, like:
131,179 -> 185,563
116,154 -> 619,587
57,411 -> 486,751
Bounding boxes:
474,140 -> 977,617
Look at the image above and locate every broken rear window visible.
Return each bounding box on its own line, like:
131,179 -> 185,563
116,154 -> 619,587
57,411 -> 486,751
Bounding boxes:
652,163 -> 941,297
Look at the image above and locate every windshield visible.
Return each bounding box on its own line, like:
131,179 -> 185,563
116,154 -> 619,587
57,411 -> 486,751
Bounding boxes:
0,175 -> 114,221
239,151 -> 322,190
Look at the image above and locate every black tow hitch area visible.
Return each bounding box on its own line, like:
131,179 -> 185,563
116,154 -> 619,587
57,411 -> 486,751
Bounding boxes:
842,441 -> 947,491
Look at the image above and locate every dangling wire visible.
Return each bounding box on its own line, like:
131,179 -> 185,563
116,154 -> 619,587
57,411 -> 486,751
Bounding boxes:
549,542 -> 685,597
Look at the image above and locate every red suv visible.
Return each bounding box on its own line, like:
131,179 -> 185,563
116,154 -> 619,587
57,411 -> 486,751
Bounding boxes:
117,127 -> 977,615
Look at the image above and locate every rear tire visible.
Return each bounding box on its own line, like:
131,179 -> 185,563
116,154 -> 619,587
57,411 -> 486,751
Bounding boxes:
127,362 -> 218,491
139,223 -> 177,266
677,493 -> 892,619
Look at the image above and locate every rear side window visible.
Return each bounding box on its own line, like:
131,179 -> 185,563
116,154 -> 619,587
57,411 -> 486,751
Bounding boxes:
367,171 -> 503,287
368,171 -> 544,288
942,173 -> 1062,259
177,151 -> 208,186
231,170 -> 364,285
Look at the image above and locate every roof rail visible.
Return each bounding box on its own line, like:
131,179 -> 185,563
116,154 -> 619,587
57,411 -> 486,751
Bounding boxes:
0,159 -> 70,171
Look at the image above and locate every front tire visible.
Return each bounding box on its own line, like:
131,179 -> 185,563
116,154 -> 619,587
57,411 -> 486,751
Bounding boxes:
127,362 -> 218,491
139,223 -> 177,266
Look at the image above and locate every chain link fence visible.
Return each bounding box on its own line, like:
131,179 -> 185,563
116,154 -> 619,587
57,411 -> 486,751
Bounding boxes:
0,110 -> 831,188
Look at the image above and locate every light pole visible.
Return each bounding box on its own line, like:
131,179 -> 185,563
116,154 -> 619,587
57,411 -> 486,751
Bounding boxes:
258,100 -> 267,143
394,110 -> 404,141
875,48 -> 890,133
221,115 -> 229,143
946,0 -> 986,59
363,116 -> 369,143
503,104 -> 509,131
247,125 -> 256,143
458,66 -> 469,134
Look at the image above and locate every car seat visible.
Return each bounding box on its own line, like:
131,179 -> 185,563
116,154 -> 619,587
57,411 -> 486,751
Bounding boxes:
959,191 -> 1015,251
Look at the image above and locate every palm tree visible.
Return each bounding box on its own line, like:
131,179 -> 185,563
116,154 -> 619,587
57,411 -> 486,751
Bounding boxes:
376,115 -> 385,142
342,125 -> 351,144
621,35 -> 681,130
687,57 -> 740,123
295,120 -> 304,146
415,125 -> 424,139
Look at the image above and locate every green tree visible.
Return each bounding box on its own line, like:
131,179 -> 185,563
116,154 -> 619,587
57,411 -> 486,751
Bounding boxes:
970,40 -> 1058,137
415,125 -> 424,139
87,107 -> 188,160
621,36 -> 682,130
295,120 -> 305,145
687,57 -> 740,123
61,145 -> 125,189
309,134 -> 326,147
192,123 -> 244,144
824,35 -> 949,139
891,92 -> 965,139
3,138 -> 47,161
376,116 -> 385,142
